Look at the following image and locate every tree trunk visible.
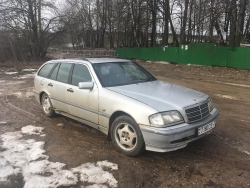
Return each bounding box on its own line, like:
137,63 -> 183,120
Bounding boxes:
163,0 -> 169,46
180,0 -> 189,44
187,0 -> 193,43
150,0 -> 157,47
244,13 -> 250,40
215,20 -> 225,45
229,0 -> 237,48
209,0 -> 214,42
235,0 -> 247,46
167,0 -> 179,46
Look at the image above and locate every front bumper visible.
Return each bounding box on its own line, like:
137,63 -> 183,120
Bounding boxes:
139,108 -> 219,152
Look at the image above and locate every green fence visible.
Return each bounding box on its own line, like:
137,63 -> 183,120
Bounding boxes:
116,43 -> 250,70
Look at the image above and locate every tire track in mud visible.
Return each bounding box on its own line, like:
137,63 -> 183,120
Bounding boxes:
2,92 -> 250,174
1,95 -> 37,119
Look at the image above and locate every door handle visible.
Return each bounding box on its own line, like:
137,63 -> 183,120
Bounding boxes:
48,83 -> 53,87
67,88 -> 74,93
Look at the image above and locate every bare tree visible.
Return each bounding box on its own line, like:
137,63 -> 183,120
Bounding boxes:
0,0 -> 65,61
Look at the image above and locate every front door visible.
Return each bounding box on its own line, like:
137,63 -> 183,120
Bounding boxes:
67,63 -> 99,124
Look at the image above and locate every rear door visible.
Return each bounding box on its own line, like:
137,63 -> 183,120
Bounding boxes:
48,63 -> 73,113
67,63 -> 99,124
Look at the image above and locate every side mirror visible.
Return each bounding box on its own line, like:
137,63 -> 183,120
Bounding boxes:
78,82 -> 94,90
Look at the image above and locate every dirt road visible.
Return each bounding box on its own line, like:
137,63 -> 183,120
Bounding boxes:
0,61 -> 250,187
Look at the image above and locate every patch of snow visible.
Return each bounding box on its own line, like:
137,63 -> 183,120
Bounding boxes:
72,162 -> 118,188
22,69 -> 37,72
224,82 -> 250,88
155,61 -> 170,64
21,125 -> 44,135
187,64 -> 203,66
56,123 -> 64,127
0,80 -> 5,83
0,125 -> 118,187
209,80 -> 250,88
0,122 -> 7,125
97,161 -> 118,171
238,147 -> 250,156
214,94 -> 237,100
14,74 -> 35,79
26,92 -> 34,98
243,150 -> 250,156
7,81 -> 26,85
10,92 -> 22,98
5,72 -> 18,75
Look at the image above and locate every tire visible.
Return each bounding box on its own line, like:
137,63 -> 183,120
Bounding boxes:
111,115 -> 145,156
41,93 -> 55,117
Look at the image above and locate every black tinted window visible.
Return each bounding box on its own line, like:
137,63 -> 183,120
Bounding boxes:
38,63 -> 55,77
56,63 -> 72,83
72,64 -> 92,86
50,63 -> 59,80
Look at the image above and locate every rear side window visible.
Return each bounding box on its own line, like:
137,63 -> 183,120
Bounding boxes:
71,64 -> 92,86
56,63 -> 72,83
38,63 -> 55,77
50,63 -> 60,80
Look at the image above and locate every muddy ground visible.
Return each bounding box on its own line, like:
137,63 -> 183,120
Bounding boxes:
0,60 -> 250,188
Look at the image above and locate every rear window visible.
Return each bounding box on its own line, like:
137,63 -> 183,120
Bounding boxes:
38,63 -> 55,77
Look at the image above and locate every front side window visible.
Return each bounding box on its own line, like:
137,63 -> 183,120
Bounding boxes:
93,61 -> 156,87
56,63 -> 72,83
71,64 -> 92,86
38,63 -> 55,77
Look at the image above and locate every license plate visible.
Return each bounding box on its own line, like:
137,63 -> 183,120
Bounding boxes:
197,121 -> 216,136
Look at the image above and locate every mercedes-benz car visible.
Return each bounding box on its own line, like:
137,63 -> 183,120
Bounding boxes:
33,58 -> 219,156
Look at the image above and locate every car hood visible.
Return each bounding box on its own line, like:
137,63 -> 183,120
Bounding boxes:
107,80 -> 208,112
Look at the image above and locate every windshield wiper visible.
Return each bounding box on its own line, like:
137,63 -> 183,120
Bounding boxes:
145,78 -> 156,82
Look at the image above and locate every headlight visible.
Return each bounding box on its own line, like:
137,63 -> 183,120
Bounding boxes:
149,111 -> 184,127
208,98 -> 214,112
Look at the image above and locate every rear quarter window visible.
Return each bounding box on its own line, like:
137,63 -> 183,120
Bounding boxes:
38,63 -> 55,77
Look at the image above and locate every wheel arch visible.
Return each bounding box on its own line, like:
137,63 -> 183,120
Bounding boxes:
39,91 -> 46,104
107,111 -> 137,141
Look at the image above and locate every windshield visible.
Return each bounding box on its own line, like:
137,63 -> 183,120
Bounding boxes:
93,61 -> 157,87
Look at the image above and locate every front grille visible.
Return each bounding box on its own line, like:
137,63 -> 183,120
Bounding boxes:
185,102 -> 210,123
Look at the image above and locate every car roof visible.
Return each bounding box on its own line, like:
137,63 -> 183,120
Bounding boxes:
53,57 -> 130,64
86,58 -> 130,64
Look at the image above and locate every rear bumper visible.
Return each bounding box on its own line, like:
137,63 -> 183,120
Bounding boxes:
33,89 -> 40,104
139,108 -> 219,152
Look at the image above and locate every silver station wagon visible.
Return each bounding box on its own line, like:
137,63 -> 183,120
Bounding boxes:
33,58 -> 219,156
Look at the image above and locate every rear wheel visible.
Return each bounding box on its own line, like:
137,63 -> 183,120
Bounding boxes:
41,93 -> 55,117
111,115 -> 145,156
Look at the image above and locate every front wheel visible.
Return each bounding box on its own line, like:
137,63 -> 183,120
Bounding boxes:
41,93 -> 55,117
111,115 -> 145,156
